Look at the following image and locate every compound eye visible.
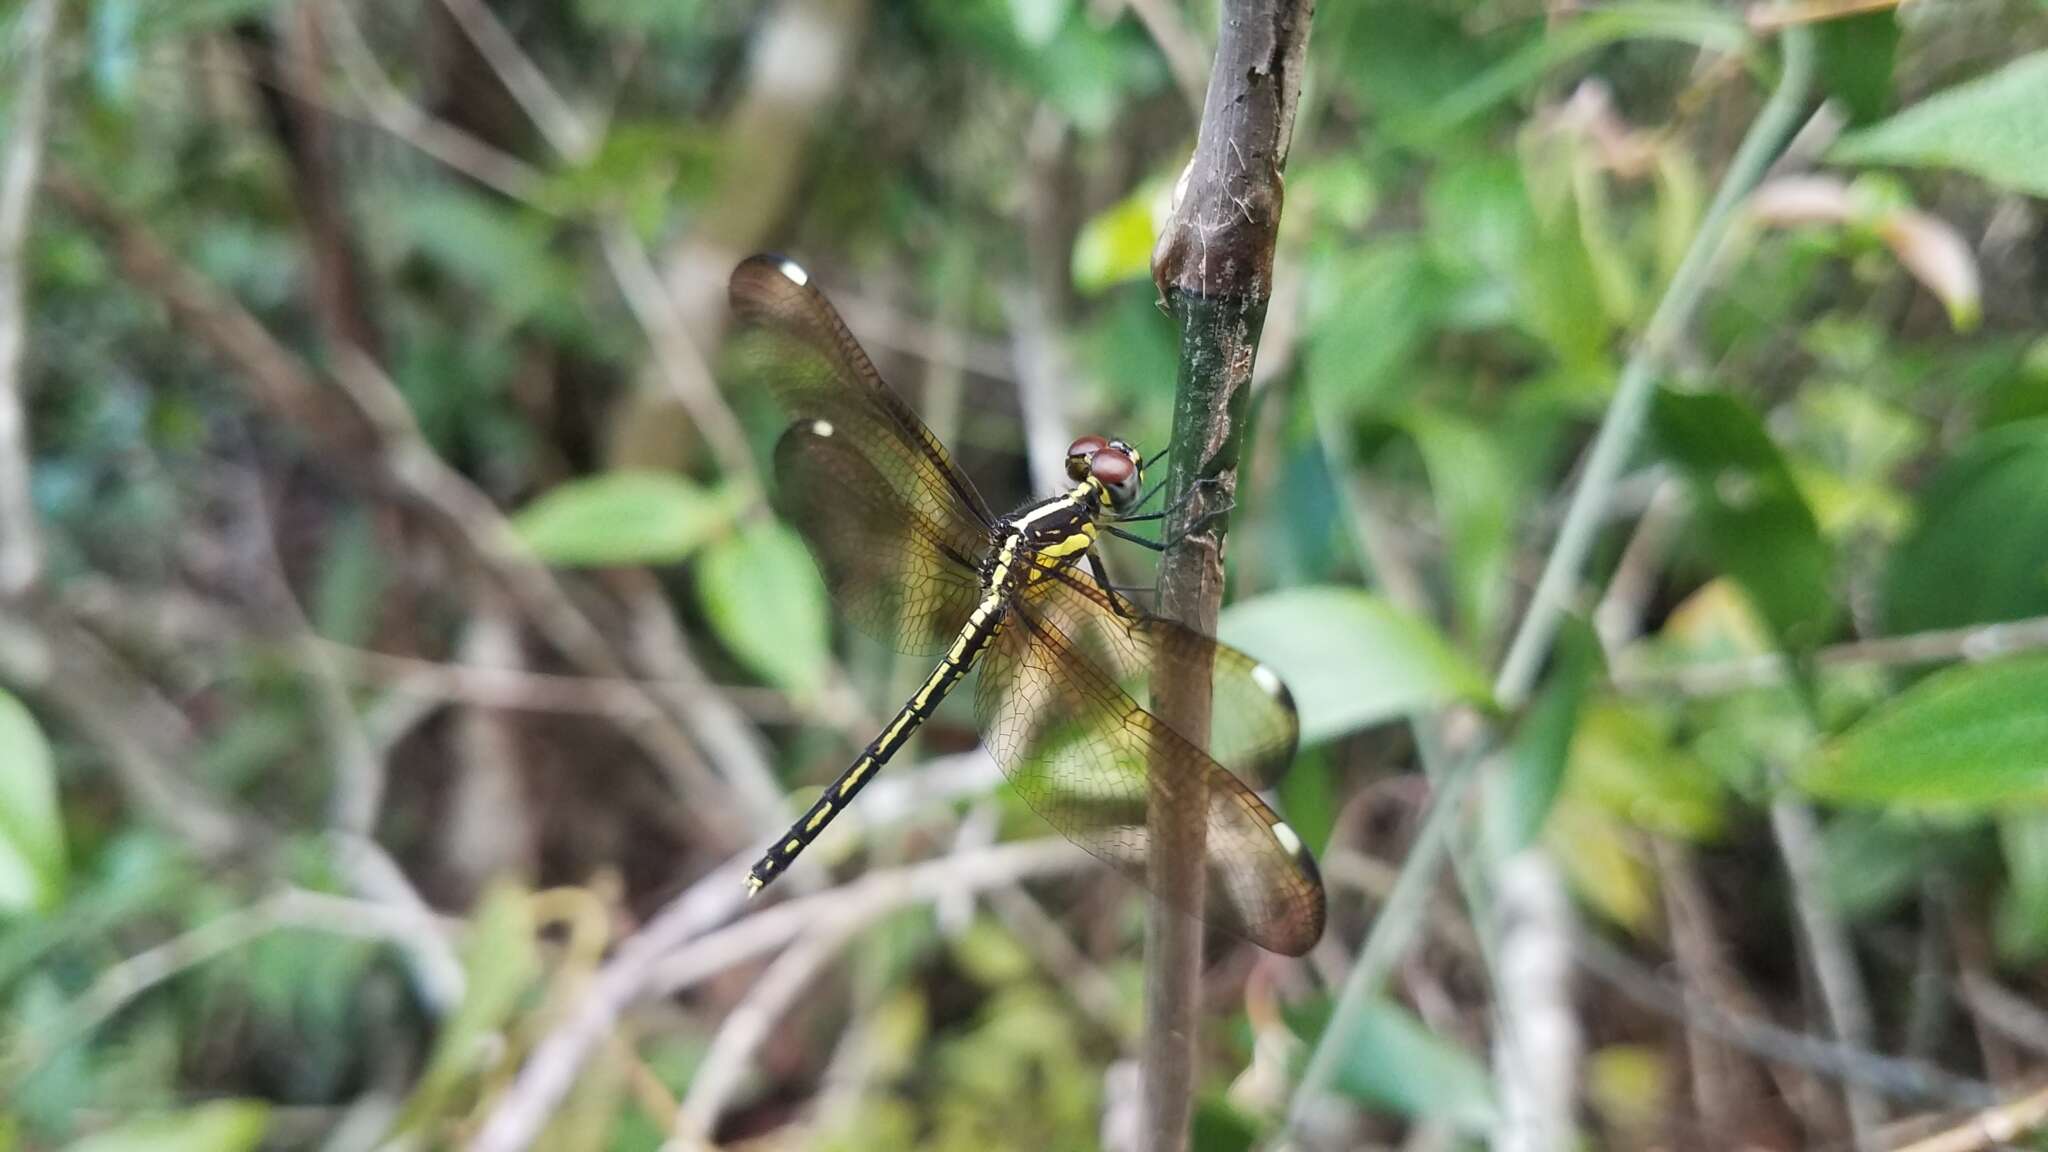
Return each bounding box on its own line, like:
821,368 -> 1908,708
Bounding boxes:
1066,434 -> 1109,480
1090,450 -> 1134,486
1066,434 -> 1108,459
1090,449 -> 1142,509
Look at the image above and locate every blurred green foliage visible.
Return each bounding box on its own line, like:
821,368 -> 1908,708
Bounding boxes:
9,0 -> 2048,1148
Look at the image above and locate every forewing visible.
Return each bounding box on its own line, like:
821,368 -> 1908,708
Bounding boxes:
729,255 -> 998,536
774,421 -> 985,655
975,604 -> 1326,956
1024,568 -> 1299,790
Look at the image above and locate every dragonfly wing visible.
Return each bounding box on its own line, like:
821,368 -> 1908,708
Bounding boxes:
774,420 -> 986,656
1024,568 -> 1299,790
975,602 -> 1326,956
729,255 -> 998,537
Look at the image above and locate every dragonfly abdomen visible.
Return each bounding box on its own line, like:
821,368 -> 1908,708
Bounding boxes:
744,590 -> 1010,896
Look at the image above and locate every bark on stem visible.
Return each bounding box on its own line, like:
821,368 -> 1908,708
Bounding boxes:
1143,4 -> 1313,1151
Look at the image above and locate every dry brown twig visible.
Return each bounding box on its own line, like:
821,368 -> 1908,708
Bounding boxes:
322,2 -> 549,202
20,888 -> 460,1078
1118,0 -> 1211,115
1772,791 -> 1886,1146
1613,612 -> 2048,697
41,171 -> 765,844
468,839 -> 1091,1152
1890,1082 -> 2048,1152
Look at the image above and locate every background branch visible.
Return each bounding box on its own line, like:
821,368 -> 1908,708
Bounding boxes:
41,171 -> 770,846
0,0 -> 59,597
469,839 -> 1090,1152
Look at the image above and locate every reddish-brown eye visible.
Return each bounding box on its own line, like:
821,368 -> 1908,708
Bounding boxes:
1090,451 -> 1135,485
1066,434 -> 1109,459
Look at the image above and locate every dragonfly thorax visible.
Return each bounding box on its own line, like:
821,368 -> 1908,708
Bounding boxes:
984,485 -> 1104,596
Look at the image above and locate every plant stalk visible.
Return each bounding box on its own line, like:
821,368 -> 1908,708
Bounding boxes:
1145,3 -> 1315,1150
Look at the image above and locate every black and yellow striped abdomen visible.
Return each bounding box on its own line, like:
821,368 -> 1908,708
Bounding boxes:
744,587 -> 1011,894
744,483 -> 1100,896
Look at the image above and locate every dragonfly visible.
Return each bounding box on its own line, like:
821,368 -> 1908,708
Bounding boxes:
726,254 -> 1325,956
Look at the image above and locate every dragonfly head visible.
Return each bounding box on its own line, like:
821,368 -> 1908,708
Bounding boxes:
1066,435 -> 1144,512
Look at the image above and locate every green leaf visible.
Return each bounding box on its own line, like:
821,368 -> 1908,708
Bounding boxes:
1820,813 -> 1928,920
1318,3 -> 1507,132
380,187 -> 577,328
1304,241 -> 1450,413
1007,0 -> 1072,47
1492,620 -> 1600,854
1424,156 -> 1536,312
1815,11 -> 1898,126
1830,51 -> 2048,197
1328,998 -> 1497,1132
0,691 -> 64,915
698,520 -> 832,698
1190,1097 -> 1260,1152
405,884 -> 538,1125
512,473 -> 737,567
1293,158 -> 1379,231
1573,150 -> 1642,327
62,1101 -> 269,1152
1278,749 -> 1337,858
1072,185 -> 1163,295
1652,389 -> 1836,650
1996,812 -> 2048,963
1407,2 -> 1751,140
1514,162 -> 1616,370
1802,655 -> 2048,808
1883,421 -> 2048,633
1403,411 -> 1519,644
1652,146 -> 1703,284
535,122 -> 718,228
1219,587 -> 1492,745
575,0 -> 709,36
1033,19 -> 1164,133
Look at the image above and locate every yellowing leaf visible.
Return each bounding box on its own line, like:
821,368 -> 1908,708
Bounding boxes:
1587,1045 -> 1668,1144
63,1102 -> 269,1152
1567,701 -> 1726,841
1072,183 -> 1168,296
1545,798 -> 1656,933
1874,209 -> 1981,332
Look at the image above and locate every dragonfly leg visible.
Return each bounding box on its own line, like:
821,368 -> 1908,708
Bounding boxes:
1088,548 -> 1146,619
1103,524 -> 1166,552
1128,473 -> 1171,513
1106,479 -> 1237,549
1123,434 -> 1183,511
